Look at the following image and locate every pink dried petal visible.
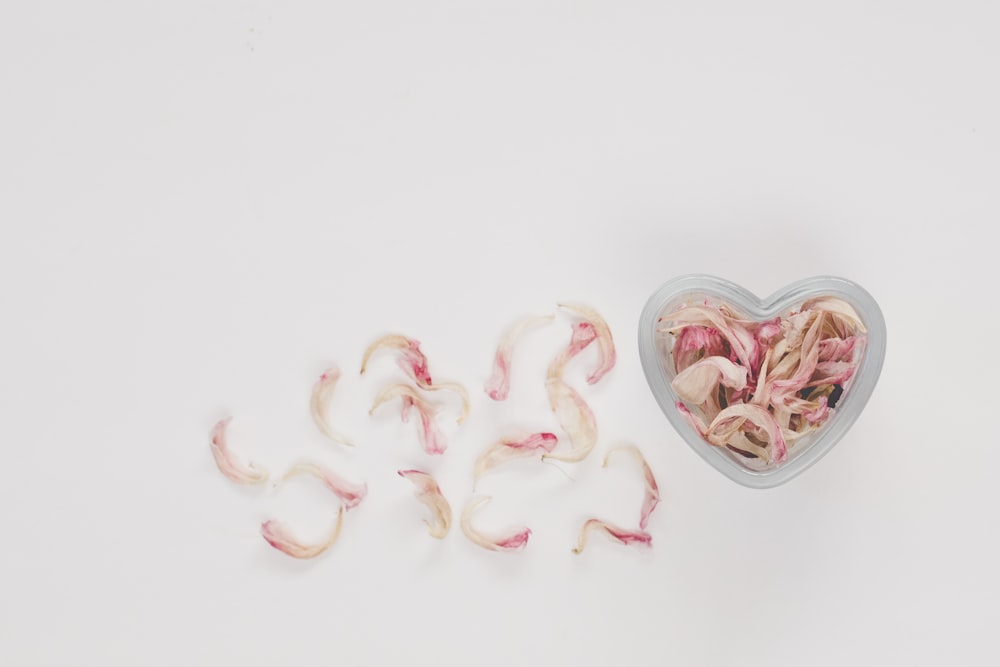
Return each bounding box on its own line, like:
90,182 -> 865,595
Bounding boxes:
557,303 -> 617,384
542,379 -> 598,463
361,334 -> 432,385
817,336 -> 859,363
670,355 -> 748,404
370,383 -> 447,455
802,396 -> 830,424
603,444 -> 660,530
473,432 -> 558,485
460,496 -> 531,552
398,469 -> 452,539
672,325 -> 726,373
770,313 -> 826,401
309,366 -> 353,446
485,314 -> 555,401
547,322 -> 599,381
811,361 -> 857,386
801,296 -> 867,333
280,461 -> 368,510
660,305 -> 757,371
209,417 -> 269,486
572,519 -> 652,554
706,403 -> 788,464
260,507 -> 344,559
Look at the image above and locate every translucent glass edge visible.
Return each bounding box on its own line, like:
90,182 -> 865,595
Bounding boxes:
638,274 -> 886,489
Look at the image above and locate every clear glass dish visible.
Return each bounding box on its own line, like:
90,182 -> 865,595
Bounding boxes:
638,275 -> 886,489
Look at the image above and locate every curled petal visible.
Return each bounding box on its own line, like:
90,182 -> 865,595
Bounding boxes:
473,432 -> 558,485
460,496 -> 531,552
672,325 -> 726,373
603,444 -> 660,530
398,469 -> 452,539
420,380 -> 471,425
542,379 -> 598,463
209,417 -> 268,485
660,305 -> 757,371
361,334 -> 432,384
671,355 -> 748,404
361,333 -> 469,423
370,383 -> 447,455
280,461 -> 368,510
557,303 -> 616,384
261,507 -> 344,559
547,322 -> 598,381
802,396 -> 830,424
485,314 -> 555,401
707,404 -> 788,463
309,366 -> 353,446
572,519 -> 652,554
817,336 -> 859,363
801,296 -> 867,334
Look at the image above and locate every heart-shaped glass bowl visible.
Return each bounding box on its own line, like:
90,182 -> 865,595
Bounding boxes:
638,275 -> 886,489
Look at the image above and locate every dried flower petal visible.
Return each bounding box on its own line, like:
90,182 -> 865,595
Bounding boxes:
370,383 -> 447,455
361,334 -> 470,424
670,355 -> 748,404
801,296 -> 867,334
659,305 -> 758,371
672,325 -> 726,373
473,432 -> 558,486
572,519 -> 652,554
309,366 -> 353,446
603,444 -> 660,530
398,469 -> 452,539
260,507 -> 344,559
360,334 -> 432,384
485,314 -> 555,400
280,461 -> 368,510
209,417 -> 269,485
460,496 -> 531,552
547,322 -> 599,381
557,303 -> 616,384
542,379 -> 598,463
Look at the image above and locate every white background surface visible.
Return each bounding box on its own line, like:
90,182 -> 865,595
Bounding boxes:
2,1 -> 998,665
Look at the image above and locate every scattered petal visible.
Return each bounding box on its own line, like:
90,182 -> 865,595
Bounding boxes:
547,322 -> 599,381
209,417 -> 269,486
603,444 -> 660,530
398,469 -> 452,539
485,314 -> 555,401
309,366 -> 353,446
360,334 -> 432,384
460,496 -> 531,552
260,507 -> 344,559
473,432 -> 558,486
420,380 -> 471,425
572,519 -> 652,554
370,383 -> 447,455
542,379 -> 598,463
280,461 -> 368,510
557,303 -> 617,384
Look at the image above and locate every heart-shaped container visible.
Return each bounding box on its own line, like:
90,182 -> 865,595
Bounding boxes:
638,275 -> 886,489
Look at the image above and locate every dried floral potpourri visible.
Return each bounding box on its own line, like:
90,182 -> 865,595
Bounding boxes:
398,469 -> 452,539
460,496 -> 531,552
209,417 -> 269,485
659,296 -> 866,465
484,314 -> 554,401
310,366 -> 353,446
361,334 -> 470,424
